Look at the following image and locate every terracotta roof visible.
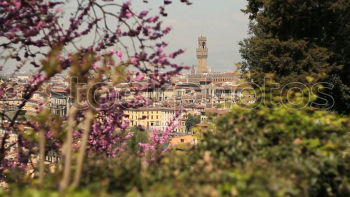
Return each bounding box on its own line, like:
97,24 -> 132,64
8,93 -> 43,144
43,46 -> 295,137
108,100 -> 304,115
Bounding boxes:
203,108 -> 229,114
52,89 -> 67,93
125,107 -> 181,111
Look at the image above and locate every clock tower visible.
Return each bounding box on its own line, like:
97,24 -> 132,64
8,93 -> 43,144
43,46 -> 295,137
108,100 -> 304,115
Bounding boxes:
196,36 -> 208,73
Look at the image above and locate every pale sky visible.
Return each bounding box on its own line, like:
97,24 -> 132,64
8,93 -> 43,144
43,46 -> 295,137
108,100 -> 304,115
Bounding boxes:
1,0 -> 250,74
157,0 -> 250,72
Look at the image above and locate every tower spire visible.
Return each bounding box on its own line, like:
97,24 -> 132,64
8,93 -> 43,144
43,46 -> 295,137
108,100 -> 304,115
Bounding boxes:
196,36 -> 208,73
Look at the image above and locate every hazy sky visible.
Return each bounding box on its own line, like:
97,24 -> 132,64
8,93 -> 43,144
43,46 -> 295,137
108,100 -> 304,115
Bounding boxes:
1,0 -> 250,74
157,0 -> 250,72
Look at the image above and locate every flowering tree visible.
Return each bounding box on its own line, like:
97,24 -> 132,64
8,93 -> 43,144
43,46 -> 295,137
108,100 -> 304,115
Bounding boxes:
0,0 -> 191,193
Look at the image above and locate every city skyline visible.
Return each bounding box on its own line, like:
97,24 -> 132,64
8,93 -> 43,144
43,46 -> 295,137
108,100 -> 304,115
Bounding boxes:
146,0 -> 249,72
1,0 -> 249,74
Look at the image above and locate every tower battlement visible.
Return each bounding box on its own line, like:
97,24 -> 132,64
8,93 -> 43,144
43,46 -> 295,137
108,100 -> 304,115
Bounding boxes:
196,36 -> 208,73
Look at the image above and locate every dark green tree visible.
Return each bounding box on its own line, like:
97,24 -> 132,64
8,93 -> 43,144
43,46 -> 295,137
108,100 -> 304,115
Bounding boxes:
240,0 -> 350,114
185,114 -> 201,132
126,126 -> 149,153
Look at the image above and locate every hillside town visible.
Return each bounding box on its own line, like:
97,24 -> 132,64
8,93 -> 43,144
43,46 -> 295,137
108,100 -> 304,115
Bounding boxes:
0,36 -> 254,165
2,0 -> 350,195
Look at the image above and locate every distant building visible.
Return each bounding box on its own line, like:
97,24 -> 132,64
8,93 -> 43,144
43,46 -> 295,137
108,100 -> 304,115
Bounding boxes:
186,72 -> 241,84
49,90 -> 70,117
196,36 -> 208,73
123,107 -> 185,133
170,135 -> 197,147
187,36 -> 242,84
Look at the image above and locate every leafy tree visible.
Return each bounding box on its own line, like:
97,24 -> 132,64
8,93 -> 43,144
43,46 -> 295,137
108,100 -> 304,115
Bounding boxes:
185,114 -> 200,132
126,126 -> 149,153
240,0 -> 350,114
3,88 -> 350,197
82,93 -> 350,197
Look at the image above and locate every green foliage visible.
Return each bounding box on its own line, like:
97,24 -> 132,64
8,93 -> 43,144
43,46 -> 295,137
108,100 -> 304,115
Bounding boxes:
240,0 -> 350,114
193,103 -> 350,196
0,188 -> 101,197
185,114 -> 201,132
9,98 -> 350,197
4,96 -> 350,196
126,126 -> 149,153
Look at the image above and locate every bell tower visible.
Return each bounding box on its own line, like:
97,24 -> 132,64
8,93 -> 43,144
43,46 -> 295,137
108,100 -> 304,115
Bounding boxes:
196,36 -> 208,73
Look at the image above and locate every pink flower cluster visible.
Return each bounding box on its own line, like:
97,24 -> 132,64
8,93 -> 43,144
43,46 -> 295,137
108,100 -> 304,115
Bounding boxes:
139,108 -> 183,158
0,0 -> 192,172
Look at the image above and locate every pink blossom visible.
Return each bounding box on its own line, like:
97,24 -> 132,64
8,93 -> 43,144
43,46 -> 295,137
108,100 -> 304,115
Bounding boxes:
162,26 -> 172,34
0,0 -> 191,168
125,10 -> 134,18
135,72 -> 144,81
147,16 -> 159,23
169,49 -> 185,58
0,88 -> 4,98
120,1 -> 132,18
138,10 -> 149,18
130,57 -> 138,65
54,7 -> 62,13
116,50 -> 123,61
124,132 -> 134,140
144,99 -> 152,106
38,100 -> 45,106
92,63 -> 99,70
15,2 -> 21,9
115,28 -> 122,36
36,21 -> 45,30
120,121 -> 129,130
109,49 -> 116,54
